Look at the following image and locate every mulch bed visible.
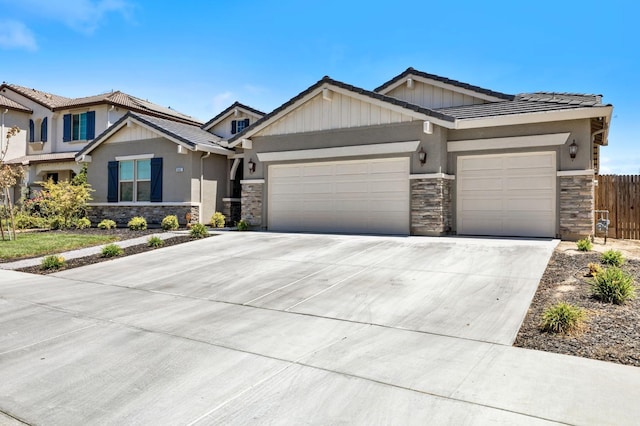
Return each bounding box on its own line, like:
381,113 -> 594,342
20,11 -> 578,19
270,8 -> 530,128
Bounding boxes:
514,250 -> 640,367
13,228 -> 205,275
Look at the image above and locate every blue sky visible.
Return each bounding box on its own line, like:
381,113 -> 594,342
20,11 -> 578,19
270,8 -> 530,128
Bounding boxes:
1,0 -> 637,173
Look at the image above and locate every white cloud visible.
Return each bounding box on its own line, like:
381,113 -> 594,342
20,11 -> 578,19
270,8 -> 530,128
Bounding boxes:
1,0 -> 134,34
0,20 -> 37,51
212,91 -> 234,113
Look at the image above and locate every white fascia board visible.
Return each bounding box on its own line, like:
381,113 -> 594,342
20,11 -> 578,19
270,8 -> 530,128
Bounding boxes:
454,106 -> 613,130
376,74 -> 507,102
194,143 -> 234,156
240,179 -> 265,184
256,141 -> 420,162
88,202 -> 200,207
447,132 -> 570,152
557,169 -> 595,176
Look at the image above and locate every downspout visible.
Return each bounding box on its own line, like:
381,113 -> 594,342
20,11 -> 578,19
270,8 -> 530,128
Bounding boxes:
1,109 -> 7,156
200,151 -> 211,224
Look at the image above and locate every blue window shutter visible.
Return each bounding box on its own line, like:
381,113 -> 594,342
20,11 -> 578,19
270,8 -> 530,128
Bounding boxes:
29,119 -> 34,142
150,157 -> 163,202
231,120 -> 237,134
243,118 -> 250,128
41,117 -> 48,142
63,114 -> 71,142
108,161 -> 118,202
86,111 -> 96,139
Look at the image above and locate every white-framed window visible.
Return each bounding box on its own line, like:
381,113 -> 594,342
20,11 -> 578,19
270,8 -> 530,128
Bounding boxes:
72,113 -> 88,140
119,159 -> 151,202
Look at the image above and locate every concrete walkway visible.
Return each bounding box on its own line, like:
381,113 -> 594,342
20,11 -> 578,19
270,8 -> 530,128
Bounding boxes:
1,233 -> 639,425
0,231 -> 186,270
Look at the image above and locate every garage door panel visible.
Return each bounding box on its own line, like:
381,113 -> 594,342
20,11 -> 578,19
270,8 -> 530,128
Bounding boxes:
457,152 -> 556,238
506,176 -> 554,191
459,156 -> 503,171
269,158 -> 409,235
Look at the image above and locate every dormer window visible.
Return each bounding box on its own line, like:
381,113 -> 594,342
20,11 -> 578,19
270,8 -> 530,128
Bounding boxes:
63,111 -> 96,142
231,118 -> 250,134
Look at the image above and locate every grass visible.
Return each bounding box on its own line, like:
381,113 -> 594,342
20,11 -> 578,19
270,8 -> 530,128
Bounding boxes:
540,301 -> 586,334
0,233 -> 119,260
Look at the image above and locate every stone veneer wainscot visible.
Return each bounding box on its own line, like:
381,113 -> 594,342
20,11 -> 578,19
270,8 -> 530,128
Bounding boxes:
559,172 -> 595,240
241,181 -> 264,227
88,204 -> 199,226
410,175 -> 453,236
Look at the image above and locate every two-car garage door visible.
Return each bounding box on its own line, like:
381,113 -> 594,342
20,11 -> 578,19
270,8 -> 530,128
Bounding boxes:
457,152 -> 556,238
268,158 -> 409,235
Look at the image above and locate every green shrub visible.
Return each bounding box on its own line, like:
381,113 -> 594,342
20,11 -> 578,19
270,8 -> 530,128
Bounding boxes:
75,217 -> 91,229
148,236 -> 164,248
576,238 -> 592,252
48,216 -> 67,230
540,302 -> 586,334
98,219 -> 117,230
13,214 -> 48,229
101,243 -> 123,258
236,220 -> 249,231
189,223 -> 208,239
128,216 -> 147,231
41,255 -> 66,271
210,211 -> 226,228
601,249 -> 624,267
591,267 -> 636,304
161,215 -> 179,231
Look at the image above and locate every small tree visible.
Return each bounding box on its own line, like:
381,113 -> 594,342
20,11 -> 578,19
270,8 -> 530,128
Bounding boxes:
0,126 -> 24,240
38,178 -> 93,229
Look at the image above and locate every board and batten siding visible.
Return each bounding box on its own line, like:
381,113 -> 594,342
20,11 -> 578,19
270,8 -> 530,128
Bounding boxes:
385,80 -> 487,109
255,92 -> 415,137
105,122 -> 157,144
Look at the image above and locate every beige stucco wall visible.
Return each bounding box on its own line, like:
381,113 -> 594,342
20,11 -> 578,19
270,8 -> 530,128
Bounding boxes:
1,110 -> 29,161
190,152 -> 228,223
243,121 -> 446,179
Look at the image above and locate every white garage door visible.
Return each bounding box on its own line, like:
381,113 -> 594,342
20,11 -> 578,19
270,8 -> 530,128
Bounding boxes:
268,158 -> 410,235
457,152 -> 556,238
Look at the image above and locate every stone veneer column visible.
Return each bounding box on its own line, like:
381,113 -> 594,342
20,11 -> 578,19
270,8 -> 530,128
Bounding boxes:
222,198 -> 242,225
559,172 -> 594,240
241,181 -> 264,227
410,175 -> 453,236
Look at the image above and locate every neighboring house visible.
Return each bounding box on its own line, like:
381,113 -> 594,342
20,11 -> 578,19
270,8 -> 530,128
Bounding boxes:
227,67 -> 612,240
0,83 -> 201,200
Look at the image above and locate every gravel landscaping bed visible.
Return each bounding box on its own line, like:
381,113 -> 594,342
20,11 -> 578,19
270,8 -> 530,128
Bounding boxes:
514,247 -> 640,367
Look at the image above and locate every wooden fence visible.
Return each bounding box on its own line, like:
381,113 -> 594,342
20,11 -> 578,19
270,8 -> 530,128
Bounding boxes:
595,175 -> 640,240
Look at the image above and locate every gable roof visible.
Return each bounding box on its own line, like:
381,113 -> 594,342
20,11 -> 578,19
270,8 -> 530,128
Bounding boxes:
374,67 -> 515,101
227,76 -> 457,144
0,83 -> 201,125
201,101 -> 265,131
77,112 -> 232,158
0,94 -> 32,113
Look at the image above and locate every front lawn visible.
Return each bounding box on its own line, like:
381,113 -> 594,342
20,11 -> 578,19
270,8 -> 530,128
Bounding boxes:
0,232 -> 119,260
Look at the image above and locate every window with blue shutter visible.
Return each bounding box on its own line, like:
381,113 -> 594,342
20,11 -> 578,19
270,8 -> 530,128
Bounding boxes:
65,111 -> 95,141
86,111 -> 96,139
150,158 -> 163,202
29,119 -> 34,142
63,114 -> 71,142
41,117 -> 48,142
231,119 -> 250,135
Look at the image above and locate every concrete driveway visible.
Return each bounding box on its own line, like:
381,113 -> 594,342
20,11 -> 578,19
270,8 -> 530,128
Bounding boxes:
1,232 -> 640,425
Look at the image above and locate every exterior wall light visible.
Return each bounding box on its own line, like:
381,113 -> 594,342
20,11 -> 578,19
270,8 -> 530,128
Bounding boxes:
248,158 -> 256,174
569,140 -> 578,160
418,147 -> 427,165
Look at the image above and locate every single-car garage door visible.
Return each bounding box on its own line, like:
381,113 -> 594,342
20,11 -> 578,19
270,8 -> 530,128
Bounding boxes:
268,158 -> 409,235
457,152 -> 556,238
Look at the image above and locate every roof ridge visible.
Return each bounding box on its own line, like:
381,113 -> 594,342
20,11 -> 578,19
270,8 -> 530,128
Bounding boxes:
374,67 -> 515,100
